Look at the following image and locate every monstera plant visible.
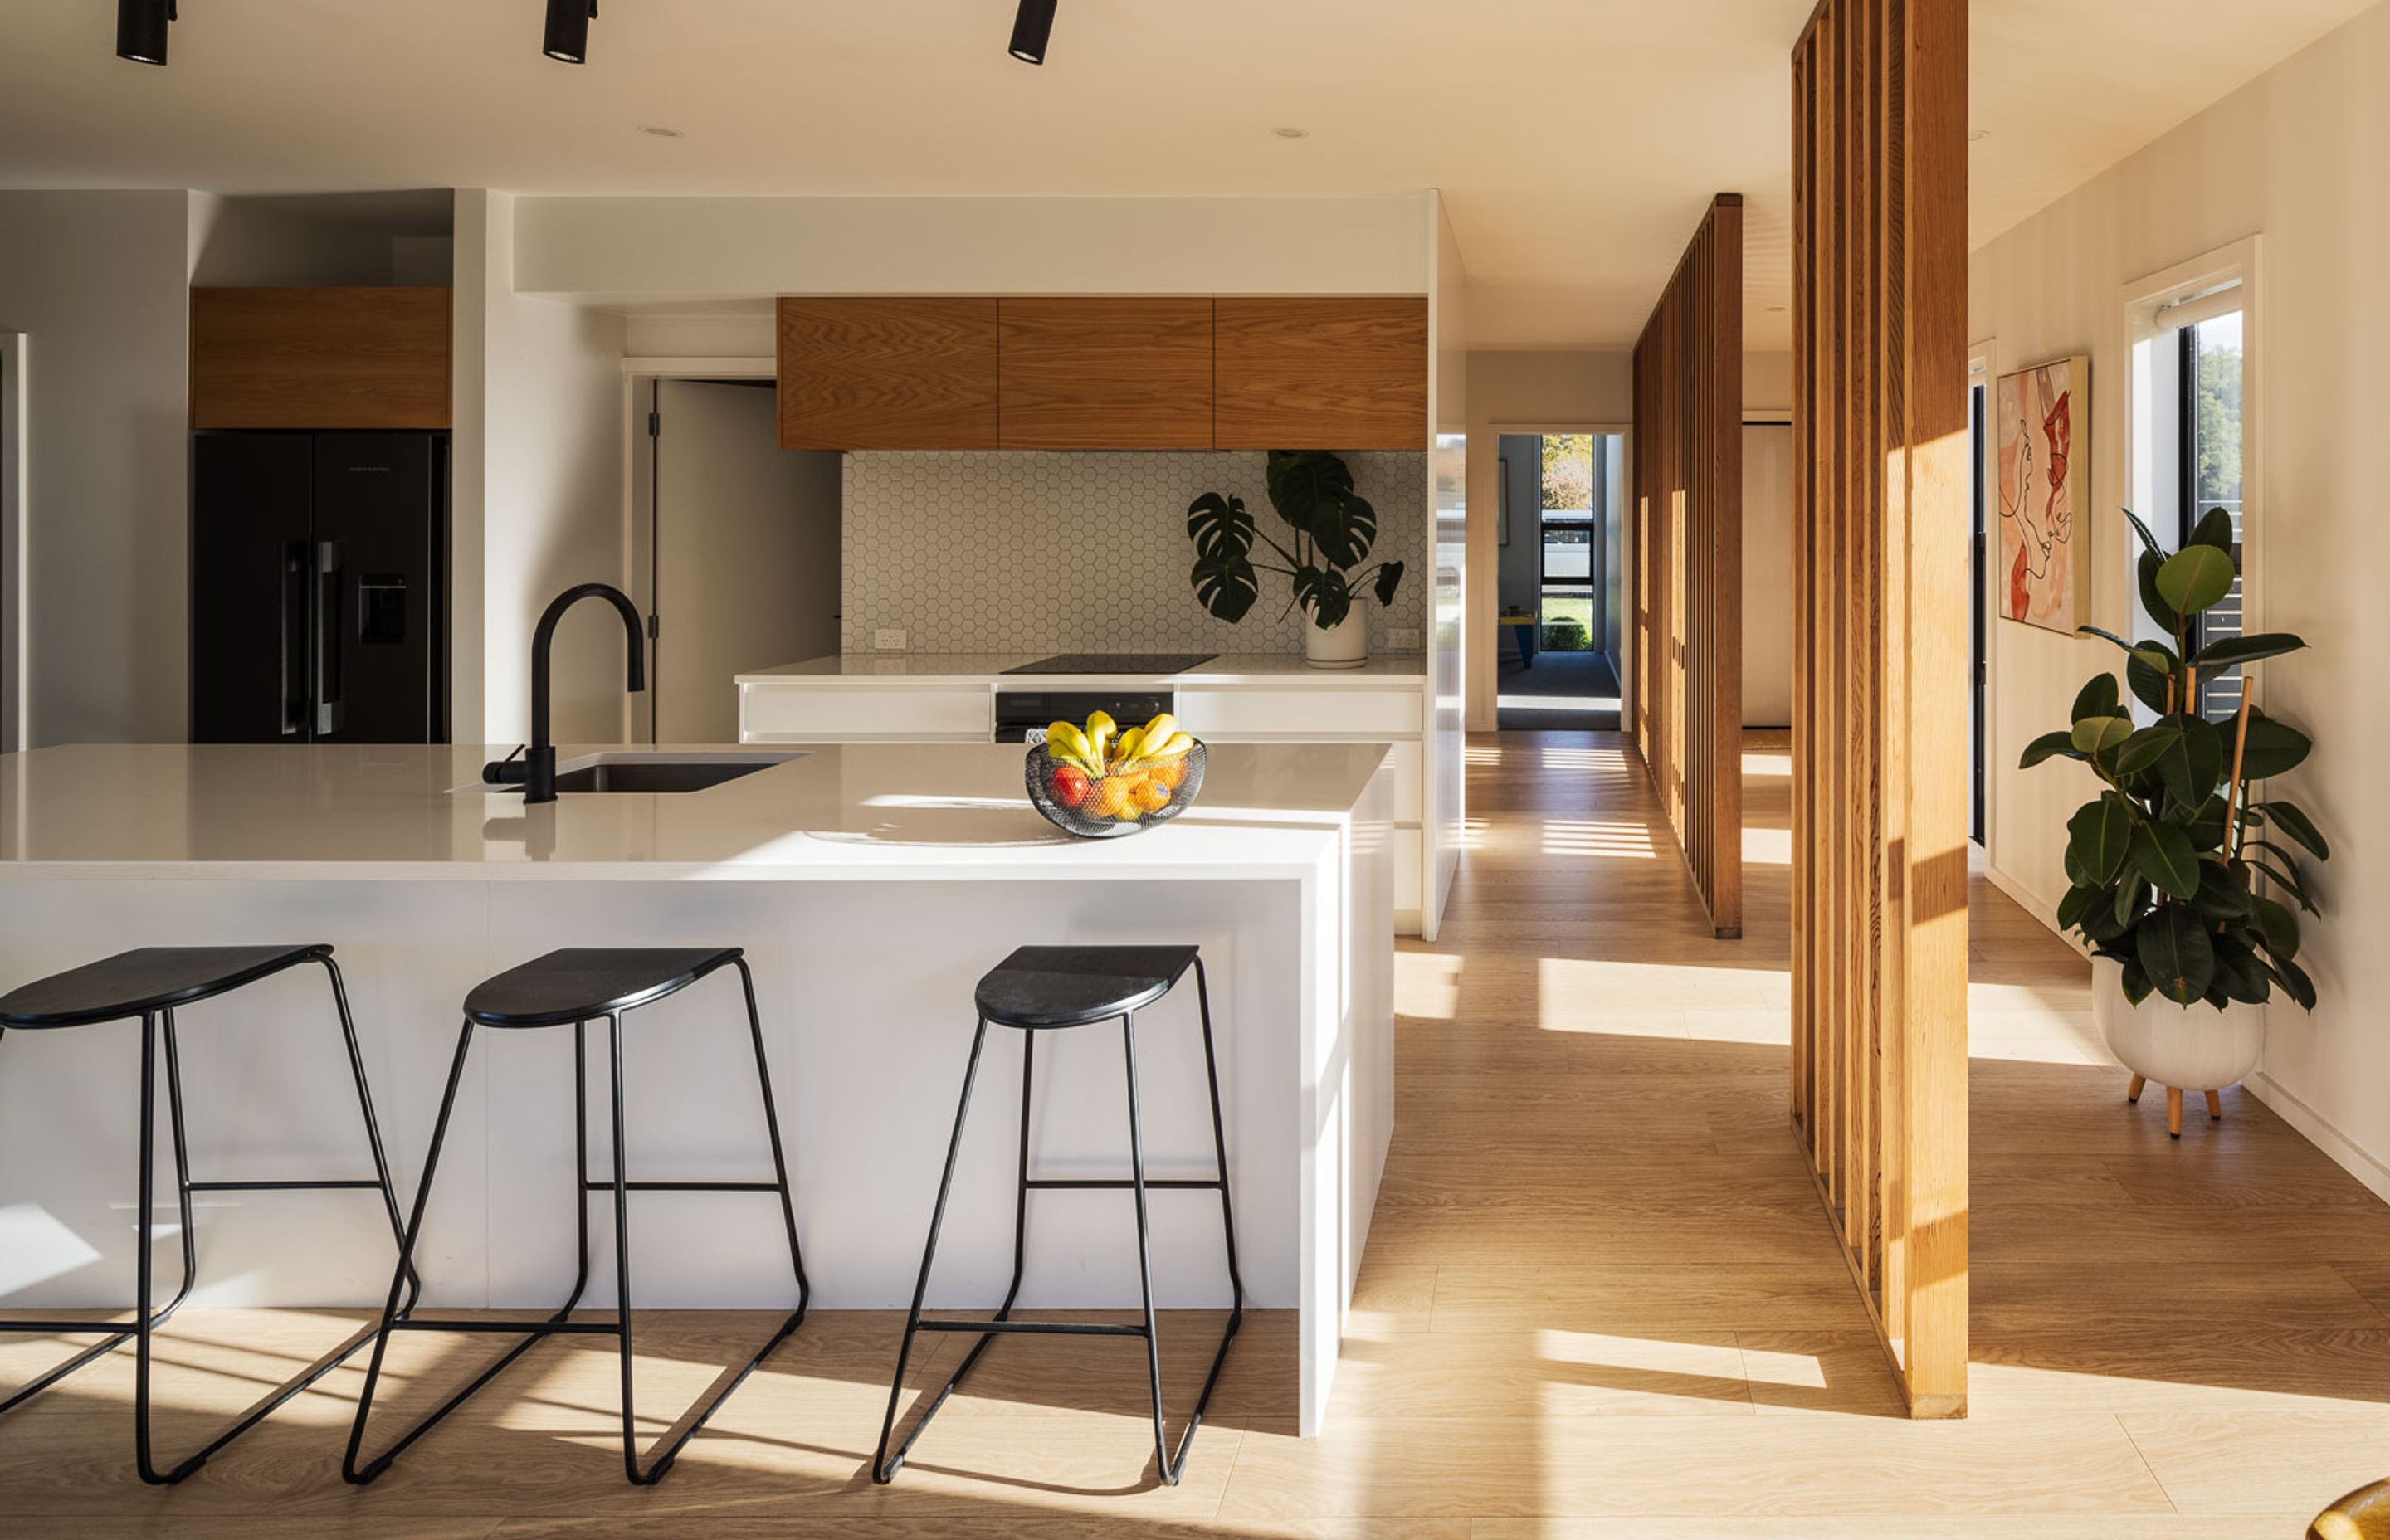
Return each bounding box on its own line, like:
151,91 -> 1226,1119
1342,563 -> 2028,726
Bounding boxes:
2020,507 -> 2327,1011
1187,450 -> 1404,631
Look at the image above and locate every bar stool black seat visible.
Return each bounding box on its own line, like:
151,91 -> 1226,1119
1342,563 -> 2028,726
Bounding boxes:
0,944 -> 416,1484
344,946 -> 807,1488
873,944 -> 1243,1488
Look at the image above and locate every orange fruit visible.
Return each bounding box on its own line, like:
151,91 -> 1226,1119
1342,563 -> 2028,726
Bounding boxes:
1135,778 -> 1173,813
1091,777 -> 1138,821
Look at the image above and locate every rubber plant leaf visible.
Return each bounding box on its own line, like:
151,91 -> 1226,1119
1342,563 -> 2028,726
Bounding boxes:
2156,544 -> 2236,616
2236,710 -> 2313,779
2067,797 -> 2134,885
2192,631 -> 2307,670
2135,904 -> 2217,1006
2071,672 -> 2122,722
2127,820 -> 2201,901
2019,729 -> 2083,769
2253,800 -> 2330,861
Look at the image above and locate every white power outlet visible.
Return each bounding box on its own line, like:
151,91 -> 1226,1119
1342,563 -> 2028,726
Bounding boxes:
873,629 -> 908,652
1388,627 -> 1423,652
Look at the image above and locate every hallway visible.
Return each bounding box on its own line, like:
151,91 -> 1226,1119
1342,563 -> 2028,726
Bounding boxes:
6,730 -> 2390,1535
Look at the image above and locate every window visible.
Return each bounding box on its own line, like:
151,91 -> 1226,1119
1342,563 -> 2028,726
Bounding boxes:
2124,239 -> 2257,729
1537,433 -> 1597,653
2178,311 -> 2244,718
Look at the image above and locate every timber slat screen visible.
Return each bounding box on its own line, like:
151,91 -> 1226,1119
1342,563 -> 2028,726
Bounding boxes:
1790,0 -> 1971,1417
1631,193 -> 1744,940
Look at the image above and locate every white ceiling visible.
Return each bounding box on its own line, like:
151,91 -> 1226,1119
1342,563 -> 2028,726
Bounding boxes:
0,0 -> 2376,351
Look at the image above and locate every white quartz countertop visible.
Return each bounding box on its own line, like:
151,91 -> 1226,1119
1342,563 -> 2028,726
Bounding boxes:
738,652 -> 1429,686
0,742 -> 1389,880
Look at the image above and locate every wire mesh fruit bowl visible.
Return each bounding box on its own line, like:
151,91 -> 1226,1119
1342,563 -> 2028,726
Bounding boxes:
1025,742 -> 1206,838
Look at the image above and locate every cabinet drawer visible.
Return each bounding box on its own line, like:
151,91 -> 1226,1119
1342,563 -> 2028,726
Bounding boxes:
1175,688 -> 1422,737
740,685 -> 992,742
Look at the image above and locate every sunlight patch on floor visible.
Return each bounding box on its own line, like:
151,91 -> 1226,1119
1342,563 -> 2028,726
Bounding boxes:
1742,825 -> 1792,865
1497,694 -> 1622,714
1397,950 -> 1462,1021
1540,819 -> 1659,859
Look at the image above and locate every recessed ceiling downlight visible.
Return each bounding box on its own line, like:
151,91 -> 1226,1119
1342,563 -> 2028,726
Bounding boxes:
1274,127 -> 1310,139
639,125 -> 683,138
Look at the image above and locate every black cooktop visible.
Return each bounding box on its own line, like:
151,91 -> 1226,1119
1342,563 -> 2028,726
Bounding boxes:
1001,652 -> 1218,675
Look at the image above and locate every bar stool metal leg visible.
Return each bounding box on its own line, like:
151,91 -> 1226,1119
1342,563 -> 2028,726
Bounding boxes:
874,967 -> 1244,1488
872,1016 -> 994,1483
348,968 -> 808,1487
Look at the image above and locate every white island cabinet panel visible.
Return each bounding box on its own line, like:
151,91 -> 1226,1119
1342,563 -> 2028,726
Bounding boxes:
0,740 -> 1392,1435
739,682 -> 992,742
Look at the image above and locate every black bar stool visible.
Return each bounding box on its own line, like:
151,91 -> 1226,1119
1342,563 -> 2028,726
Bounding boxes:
0,944 -> 417,1484
343,947 -> 807,1487
873,944 -> 1243,1487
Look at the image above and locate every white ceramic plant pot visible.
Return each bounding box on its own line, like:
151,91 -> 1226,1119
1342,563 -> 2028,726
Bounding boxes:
2092,956 -> 2265,1092
1305,612 -> 1369,670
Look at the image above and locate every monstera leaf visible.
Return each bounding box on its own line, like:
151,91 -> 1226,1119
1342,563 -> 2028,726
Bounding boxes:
1292,564 -> 1354,629
1187,492 -> 1259,621
1266,450 -> 1378,568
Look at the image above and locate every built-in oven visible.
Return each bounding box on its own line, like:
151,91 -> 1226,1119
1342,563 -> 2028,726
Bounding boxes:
993,688 -> 1175,744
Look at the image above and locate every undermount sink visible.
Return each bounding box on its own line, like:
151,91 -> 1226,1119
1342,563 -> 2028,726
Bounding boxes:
459,751 -> 802,796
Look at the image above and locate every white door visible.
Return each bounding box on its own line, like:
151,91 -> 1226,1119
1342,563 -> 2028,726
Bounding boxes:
637,379 -> 840,744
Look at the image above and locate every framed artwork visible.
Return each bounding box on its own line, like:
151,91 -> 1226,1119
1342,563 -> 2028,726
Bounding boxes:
1995,353 -> 2090,634
1496,456 -> 1512,546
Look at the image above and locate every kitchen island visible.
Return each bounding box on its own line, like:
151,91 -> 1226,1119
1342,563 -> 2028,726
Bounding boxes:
739,651 -> 1442,934
0,740 -> 1394,1434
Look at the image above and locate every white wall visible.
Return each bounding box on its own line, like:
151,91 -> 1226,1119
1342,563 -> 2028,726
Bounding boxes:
1428,195 -> 1469,936
454,189 -> 628,747
1969,0 -> 2390,1196
1494,434 -> 1544,614
0,191 -> 193,747
514,196 -> 1432,301
187,192 -> 451,289
1742,422 -> 1795,726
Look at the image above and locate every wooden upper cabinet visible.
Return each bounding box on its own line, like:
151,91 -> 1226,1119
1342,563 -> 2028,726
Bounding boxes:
190,287 -> 451,430
997,298 -> 1215,450
1213,297 -> 1429,451
776,298 -> 1001,450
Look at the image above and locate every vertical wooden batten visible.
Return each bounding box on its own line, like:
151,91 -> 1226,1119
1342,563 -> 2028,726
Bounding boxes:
1630,195 -> 1744,940
1790,0 -> 1970,1419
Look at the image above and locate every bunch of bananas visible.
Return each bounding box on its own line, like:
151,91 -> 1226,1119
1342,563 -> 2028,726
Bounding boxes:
1038,711 -> 1197,822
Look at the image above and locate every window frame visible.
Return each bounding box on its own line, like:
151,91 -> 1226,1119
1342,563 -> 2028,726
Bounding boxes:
2119,236 -> 2264,719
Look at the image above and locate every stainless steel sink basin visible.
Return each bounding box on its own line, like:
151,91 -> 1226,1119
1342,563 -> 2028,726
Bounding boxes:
457,751 -> 802,796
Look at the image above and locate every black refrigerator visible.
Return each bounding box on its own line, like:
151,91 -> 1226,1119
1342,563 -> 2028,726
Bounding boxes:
192,431 -> 448,744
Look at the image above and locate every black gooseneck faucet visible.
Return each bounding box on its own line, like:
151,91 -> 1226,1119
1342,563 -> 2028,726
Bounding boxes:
483,583 -> 646,805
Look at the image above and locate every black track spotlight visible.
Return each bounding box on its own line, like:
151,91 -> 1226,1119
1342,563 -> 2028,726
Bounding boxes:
115,0 -> 174,66
544,0 -> 598,64
1008,0 -> 1056,65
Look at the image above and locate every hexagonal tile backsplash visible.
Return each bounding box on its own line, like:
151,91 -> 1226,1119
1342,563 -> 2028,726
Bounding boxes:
841,451 -> 1427,655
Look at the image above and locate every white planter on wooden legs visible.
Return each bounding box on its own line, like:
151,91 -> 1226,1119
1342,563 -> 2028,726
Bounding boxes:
2092,955 -> 2266,1138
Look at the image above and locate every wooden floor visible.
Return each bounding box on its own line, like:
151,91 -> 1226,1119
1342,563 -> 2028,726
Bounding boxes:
7,728 -> 2390,1537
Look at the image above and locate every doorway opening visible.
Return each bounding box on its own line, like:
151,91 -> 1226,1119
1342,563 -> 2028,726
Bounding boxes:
625,372 -> 841,746
1495,430 -> 1627,730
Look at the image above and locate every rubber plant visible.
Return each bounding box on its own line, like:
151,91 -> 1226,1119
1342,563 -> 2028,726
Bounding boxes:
1187,450 -> 1404,628
2019,507 -> 2328,1009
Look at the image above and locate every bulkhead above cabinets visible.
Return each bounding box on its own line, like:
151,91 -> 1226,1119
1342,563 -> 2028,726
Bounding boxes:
774,295 -> 1427,454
